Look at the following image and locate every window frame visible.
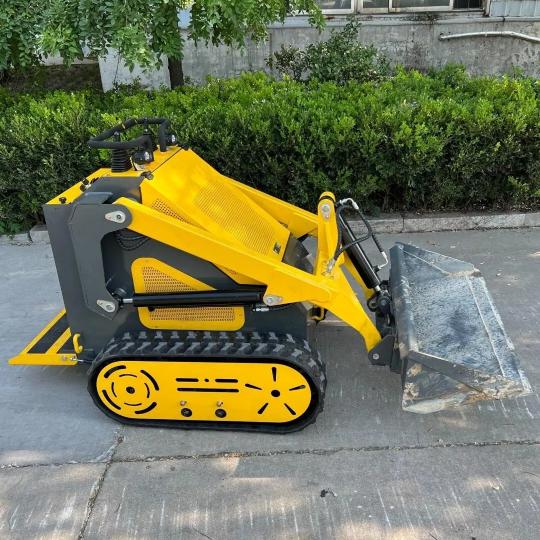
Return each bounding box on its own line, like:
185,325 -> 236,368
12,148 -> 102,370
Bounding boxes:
357,0 -> 390,13
318,0 -> 484,13
389,0 -> 454,12
317,1 -> 356,14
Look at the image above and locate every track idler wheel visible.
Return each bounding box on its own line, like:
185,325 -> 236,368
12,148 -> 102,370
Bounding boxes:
88,331 -> 326,433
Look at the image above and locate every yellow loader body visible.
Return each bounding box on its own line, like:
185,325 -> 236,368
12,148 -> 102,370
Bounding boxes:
10,118 -> 530,431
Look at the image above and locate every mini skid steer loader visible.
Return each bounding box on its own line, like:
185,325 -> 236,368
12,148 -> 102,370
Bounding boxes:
10,118 -> 531,431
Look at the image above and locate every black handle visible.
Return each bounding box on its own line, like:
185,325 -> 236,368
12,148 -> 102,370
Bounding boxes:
88,118 -> 171,152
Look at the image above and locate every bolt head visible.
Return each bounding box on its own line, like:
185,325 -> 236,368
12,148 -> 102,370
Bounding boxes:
264,295 -> 283,306
372,353 -> 380,361
320,202 -> 333,221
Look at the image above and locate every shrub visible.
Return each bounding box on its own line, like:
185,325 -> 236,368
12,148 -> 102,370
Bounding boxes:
0,91 -> 106,233
268,19 -> 390,84
0,67 -> 539,232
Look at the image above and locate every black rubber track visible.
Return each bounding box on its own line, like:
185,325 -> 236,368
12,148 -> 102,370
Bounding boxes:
88,330 -> 326,433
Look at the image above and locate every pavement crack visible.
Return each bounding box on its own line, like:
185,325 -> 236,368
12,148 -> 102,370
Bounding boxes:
1,438 -> 537,470
77,430 -> 125,540
191,527 -> 215,540
111,438 -> 540,464
90,432 -> 125,464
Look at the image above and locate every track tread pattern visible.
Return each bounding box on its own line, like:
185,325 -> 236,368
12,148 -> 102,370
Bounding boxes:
89,330 -> 326,433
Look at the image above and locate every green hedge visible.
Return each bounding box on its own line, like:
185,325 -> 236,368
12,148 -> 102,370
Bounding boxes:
1,66 -> 540,233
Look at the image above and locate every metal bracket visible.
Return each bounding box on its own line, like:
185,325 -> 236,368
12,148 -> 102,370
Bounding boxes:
368,334 -> 401,373
105,210 -> 127,224
68,198 -> 132,319
97,299 -> 117,313
263,295 -> 283,306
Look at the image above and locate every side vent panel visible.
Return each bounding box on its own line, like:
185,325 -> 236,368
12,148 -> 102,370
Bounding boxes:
131,258 -> 245,331
194,182 -> 276,255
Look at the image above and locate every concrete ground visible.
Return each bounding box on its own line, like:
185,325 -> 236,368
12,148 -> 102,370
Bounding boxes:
0,229 -> 538,540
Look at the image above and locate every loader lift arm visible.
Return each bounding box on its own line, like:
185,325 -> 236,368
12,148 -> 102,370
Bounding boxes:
114,194 -> 383,352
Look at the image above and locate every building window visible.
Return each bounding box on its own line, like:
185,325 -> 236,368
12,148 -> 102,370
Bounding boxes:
453,0 -> 482,8
318,1 -> 354,12
318,0 -> 483,12
390,0 -> 453,9
361,0 -> 390,8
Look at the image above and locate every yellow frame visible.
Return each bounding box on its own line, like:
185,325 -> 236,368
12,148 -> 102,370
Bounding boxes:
9,310 -> 78,366
14,147 -> 382,367
95,359 -> 312,423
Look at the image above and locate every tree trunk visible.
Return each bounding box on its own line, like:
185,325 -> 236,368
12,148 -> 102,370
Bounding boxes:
168,57 -> 184,88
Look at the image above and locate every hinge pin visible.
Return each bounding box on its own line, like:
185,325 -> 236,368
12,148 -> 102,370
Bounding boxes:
97,299 -> 116,313
105,211 -> 126,224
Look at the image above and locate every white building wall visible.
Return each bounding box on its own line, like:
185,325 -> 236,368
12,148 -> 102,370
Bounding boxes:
96,11 -> 540,89
181,15 -> 540,82
98,51 -> 171,91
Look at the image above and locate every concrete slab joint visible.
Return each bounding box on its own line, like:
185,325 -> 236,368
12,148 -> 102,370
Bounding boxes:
77,432 -> 125,540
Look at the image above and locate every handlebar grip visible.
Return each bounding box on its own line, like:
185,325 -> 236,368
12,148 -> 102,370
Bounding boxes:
88,118 -> 171,152
87,134 -> 150,150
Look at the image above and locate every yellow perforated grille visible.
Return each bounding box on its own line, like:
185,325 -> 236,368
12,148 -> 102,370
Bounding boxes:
194,184 -> 275,255
141,266 -> 236,323
141,266 -> 193,293
147,307 -> 237,322
132,258 -> 244,331
151,199 -> 187,222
